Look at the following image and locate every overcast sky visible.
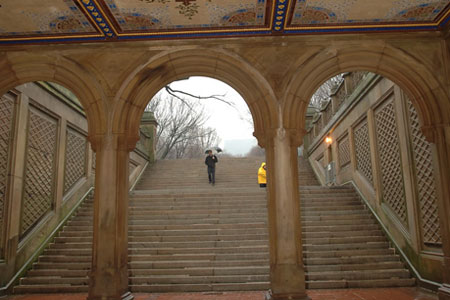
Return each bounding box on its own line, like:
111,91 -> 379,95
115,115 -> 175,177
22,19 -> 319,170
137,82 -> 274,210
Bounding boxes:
154,76 -> 257,150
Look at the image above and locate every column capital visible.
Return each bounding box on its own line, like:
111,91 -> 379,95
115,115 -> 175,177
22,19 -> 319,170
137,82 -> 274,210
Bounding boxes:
254,128 -> 307,148
88,132 -> 140,153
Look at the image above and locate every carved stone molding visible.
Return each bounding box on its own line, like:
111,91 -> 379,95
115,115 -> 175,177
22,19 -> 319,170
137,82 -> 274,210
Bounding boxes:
254,128 -> 307,149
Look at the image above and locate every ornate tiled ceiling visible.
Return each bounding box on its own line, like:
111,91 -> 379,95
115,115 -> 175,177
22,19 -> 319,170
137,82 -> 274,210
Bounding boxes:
0,0 -> 448,44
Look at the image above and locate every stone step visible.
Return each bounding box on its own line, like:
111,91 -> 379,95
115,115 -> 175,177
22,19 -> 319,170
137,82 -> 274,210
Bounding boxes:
129,282 -> 270,293
303,235 -> 386,245
62,228 -> 268,237
14,285 -> 89,294
128,218 -> 269,226
303,241 -> 389,252
129,246 -> 269,255
76,212 -> 269,219
306,278 -> 416,289
20,277 -> 89,286
303,223 -> 379,232
129,274 -> 269,285
128,240 -> 268,249
305,261 -> 405,272
302,213 -> 372,220
131,266 -> 269,276
304,248 -> 395,259
306,269 -> 411,281
302,219 -> 376,226
303,229 -> 383,238
128,259 -> 269,269
14,157 -> 414,294
26,266 -> 270,278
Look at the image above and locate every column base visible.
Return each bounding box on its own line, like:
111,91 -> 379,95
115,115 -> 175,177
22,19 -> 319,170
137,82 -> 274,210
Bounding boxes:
265,290 -> 311,300
87,291 -> 134,300
439,284 -> 450,300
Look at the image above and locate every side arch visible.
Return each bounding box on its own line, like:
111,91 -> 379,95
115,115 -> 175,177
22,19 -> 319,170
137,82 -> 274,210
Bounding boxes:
113,47 -> 280,143
0,52 -> 107,138
282,44 -> 450,132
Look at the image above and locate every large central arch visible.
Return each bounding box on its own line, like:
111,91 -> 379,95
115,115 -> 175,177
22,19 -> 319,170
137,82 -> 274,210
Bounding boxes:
113,48 -> 279,142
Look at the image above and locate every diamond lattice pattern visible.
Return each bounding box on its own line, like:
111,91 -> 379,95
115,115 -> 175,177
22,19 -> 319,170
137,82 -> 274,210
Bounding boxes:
64,128 -> 86,194
338,133 -> 350,168
354,118 -> 373,185
0,95 -> 14,257
375,99 -> 408,227
21,108 -> 57,237
408,100 -> 441,246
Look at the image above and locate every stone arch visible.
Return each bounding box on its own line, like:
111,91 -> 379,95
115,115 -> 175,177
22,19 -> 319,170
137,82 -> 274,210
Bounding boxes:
0,53 -> 106,138
113,48 -> 279,144
282,44 -> 450,133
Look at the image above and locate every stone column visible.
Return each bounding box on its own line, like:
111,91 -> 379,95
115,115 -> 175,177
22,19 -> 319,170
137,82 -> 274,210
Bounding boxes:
140,111 -> 158,163
87,132 -> 137,300
2,92 -> 29,280
423,125 -> 450,300
257,128 -> 310,300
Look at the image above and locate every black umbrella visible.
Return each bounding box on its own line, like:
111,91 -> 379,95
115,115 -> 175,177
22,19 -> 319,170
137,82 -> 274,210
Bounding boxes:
205,147 -> 222,154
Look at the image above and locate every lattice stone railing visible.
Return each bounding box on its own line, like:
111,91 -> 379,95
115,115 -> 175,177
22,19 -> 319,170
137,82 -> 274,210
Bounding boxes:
307,72 -> 369,146
64,128 -> 87,194
334,83 -> 347,110
338,133 -> 350,169
0,95 -> 14,257
408,100 -> 441,246
354,118 -> 373,185
350,71 -> 367,91
314,115 -> 323,138
322,101 -> 333,125
21,107 -> 58,237
375,99 -> 408,227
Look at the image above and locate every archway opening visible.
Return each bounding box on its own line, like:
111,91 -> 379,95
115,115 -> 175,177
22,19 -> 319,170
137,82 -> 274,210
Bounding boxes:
126,76 -> 271,293
0,81 -> 97,291
301,71 -> 444,289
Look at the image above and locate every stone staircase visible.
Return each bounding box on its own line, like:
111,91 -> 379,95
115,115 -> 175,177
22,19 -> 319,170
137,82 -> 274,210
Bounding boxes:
14,156 -> 415,293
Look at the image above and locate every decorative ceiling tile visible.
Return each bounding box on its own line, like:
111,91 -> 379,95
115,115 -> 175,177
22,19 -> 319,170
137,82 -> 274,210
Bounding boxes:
0,0 -> 97,37
103,0 -> 269,32
0,0 -> 448,44
288,0 -> 449,26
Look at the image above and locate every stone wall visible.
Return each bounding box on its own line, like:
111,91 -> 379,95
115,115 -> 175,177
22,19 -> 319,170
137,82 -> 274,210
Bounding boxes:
0,82 -> 153,290
306,73 -> 444,284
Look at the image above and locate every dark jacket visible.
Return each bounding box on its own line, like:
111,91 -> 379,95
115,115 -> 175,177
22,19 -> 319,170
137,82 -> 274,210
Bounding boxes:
205,155 -> 218,168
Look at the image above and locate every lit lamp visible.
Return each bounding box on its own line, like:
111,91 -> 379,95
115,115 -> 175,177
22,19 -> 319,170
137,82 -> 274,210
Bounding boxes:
325,136 -> 332,145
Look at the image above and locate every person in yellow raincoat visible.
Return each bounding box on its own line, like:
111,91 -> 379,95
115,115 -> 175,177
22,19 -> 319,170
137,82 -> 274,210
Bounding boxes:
258,162 -> 267,188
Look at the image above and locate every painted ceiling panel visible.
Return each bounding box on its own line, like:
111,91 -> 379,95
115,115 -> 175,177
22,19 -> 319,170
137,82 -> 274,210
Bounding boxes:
0,0 -> 96,37
104,0 -> 268,32
289,0 -> 449,26
0,0 -> 448,44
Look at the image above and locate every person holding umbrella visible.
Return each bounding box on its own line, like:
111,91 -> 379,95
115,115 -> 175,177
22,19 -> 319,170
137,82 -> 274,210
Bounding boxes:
205,149 -> 219,185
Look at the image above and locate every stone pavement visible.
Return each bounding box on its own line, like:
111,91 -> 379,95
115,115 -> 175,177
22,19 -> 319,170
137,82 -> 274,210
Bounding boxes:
2,288 -> 437,300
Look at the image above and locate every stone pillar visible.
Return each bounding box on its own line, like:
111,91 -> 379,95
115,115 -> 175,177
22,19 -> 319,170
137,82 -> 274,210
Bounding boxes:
257,128 -> 310,300
87,133 -> 137,300
423,125 -> 450,300
2,92 -> 29,280
140,111 -> 158,163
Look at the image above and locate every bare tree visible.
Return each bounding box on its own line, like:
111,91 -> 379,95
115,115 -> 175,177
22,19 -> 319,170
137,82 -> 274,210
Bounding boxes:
309,74 -> 344,108
147,93 -> 221,160
246,145 -> 265,157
